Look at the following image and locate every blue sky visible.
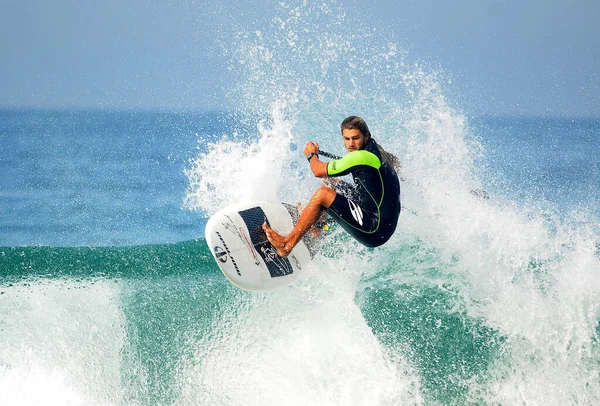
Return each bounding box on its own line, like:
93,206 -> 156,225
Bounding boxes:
1,0 -> 598,116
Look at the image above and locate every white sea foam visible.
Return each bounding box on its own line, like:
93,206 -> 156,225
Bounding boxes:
184,104 -> 297,216
181,0 -> 600,404
178,255 -> 424,405
0,278 -> 128,406
393,76 -> 600,404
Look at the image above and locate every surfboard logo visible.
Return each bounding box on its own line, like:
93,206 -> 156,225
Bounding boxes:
348,199 -> 363,226
213,246 -> 228,263
214,231 -> 242,276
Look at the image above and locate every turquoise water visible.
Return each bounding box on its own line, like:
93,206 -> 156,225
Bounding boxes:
2,116 -> 600,404
2,1 -> 600,405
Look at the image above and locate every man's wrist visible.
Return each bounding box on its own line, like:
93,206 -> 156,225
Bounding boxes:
307,152 -> 318,162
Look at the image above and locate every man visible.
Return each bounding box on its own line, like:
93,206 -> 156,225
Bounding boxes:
263,116 -> 401,257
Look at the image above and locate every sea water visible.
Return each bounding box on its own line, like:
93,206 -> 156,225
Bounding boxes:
2,2 -> 600,405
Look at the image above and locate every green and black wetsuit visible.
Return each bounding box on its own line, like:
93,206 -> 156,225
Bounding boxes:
325,139 -> 401,247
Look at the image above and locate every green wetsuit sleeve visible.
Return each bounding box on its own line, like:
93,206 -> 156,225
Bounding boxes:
326,150 -> 381,177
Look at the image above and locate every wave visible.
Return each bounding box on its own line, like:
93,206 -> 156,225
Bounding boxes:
3,1 -> 600,404
179,1 -> 600,404
2,228 -> 600,404
0,240 -> 214,282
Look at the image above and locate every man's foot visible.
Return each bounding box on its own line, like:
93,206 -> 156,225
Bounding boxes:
262,223 -> 291,257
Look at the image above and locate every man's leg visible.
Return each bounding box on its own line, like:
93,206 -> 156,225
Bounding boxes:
263,186 -> 336,257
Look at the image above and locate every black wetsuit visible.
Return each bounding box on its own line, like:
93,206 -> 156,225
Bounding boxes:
325,139 -> 401,247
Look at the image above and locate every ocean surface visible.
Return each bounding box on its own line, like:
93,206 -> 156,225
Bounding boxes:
2,3 -> 600,405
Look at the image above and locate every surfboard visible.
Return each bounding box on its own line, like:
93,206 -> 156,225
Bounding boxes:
205,201 -> 313,291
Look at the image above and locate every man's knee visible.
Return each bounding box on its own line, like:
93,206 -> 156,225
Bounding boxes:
315,185 -> 336,207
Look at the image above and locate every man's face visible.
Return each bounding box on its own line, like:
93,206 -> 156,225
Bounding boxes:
342,128 -> 368,152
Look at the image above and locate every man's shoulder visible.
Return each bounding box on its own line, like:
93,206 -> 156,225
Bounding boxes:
346,148 -> 382,169
329,149 -> 375,175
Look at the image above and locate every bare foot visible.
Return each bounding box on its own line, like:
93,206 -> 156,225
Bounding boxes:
262,223 -> 291,257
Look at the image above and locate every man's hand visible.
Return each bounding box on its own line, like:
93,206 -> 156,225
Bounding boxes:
304,141 -> 319,158
304,141 -> 328,178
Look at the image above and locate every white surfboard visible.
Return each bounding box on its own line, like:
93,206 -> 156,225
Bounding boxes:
205,201 -> 313,291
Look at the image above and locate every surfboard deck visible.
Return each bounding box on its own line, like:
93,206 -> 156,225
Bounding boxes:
205,201 -> 313,291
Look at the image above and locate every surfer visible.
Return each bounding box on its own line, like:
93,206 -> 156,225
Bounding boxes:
263,116 -> 401,257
